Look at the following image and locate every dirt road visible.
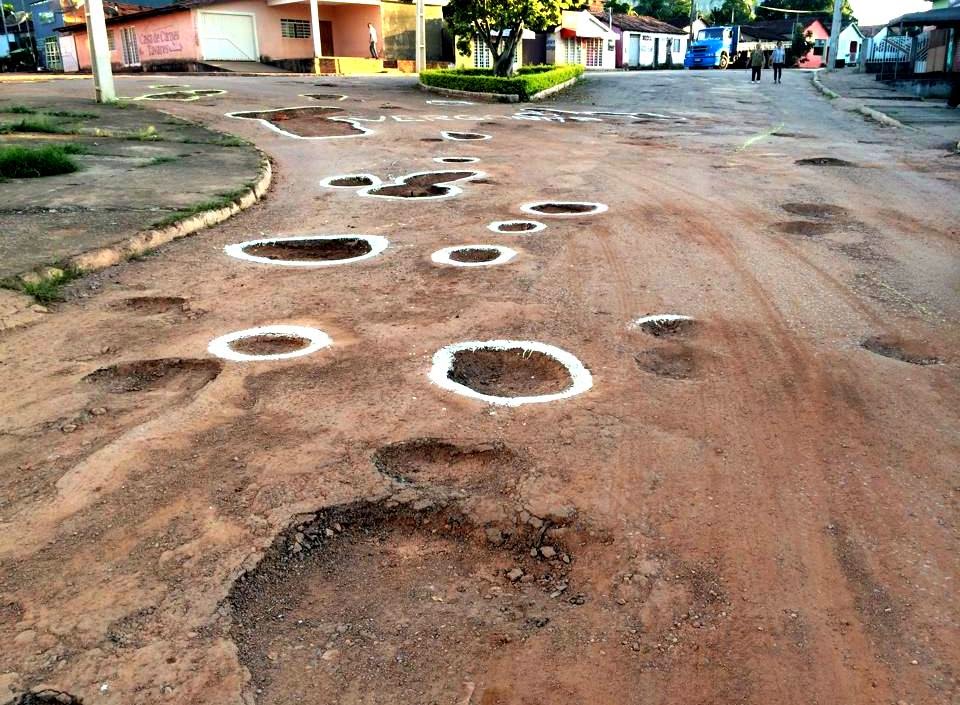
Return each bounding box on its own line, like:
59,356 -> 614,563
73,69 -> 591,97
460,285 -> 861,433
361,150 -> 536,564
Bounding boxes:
1,71 -> 958,705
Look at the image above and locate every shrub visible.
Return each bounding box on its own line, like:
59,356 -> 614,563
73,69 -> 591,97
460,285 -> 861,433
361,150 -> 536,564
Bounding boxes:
420,64 -> 584,100
0,144 -> 85,179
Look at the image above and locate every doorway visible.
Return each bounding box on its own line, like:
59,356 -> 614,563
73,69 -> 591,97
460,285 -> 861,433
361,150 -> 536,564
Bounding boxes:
628,34 -> 640,67
319,20 -> 334,56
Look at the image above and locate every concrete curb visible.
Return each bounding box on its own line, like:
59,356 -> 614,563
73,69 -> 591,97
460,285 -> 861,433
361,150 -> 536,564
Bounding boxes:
812,71 -> 910,129
418,82 -> 519,103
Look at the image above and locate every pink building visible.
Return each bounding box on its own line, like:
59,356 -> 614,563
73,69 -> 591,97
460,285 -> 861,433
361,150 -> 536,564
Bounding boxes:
57,0 -> 446,73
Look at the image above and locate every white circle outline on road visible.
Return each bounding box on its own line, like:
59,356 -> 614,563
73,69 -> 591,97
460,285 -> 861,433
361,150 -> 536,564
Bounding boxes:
488,220 -> 547,235
356,170 -> 486,201
319,173 -> 383,189
629,314 -> 695,331
433,156 -> 480,164
225,106 -> 373,140
441,131 -> 492,141
208,325 -> 332,362
429,339 -> 593,407
520,201 -> 609,217
431,245 -> 517,267
224,234 -> 389,268
427,99 -> 476,106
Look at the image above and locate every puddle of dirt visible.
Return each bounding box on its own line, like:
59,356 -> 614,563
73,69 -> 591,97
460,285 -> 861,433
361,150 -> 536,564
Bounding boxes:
781,203 -> 849,220
372,438 -> 516,487
85,358 -> 222,394
229,335 -> 309,357
861,335 -> 941,366
776,221 -> 836,237
449,348 -> 571,397
634,347 -> 697,380
367,171 -> 476,199
795,157 -> 857,167
633,316 -> 695,337
113,296 -> 188,314
326,176 -> 374,187
498,222 -> 538,232
243,238 -> 372,262
448,248 -> 501,263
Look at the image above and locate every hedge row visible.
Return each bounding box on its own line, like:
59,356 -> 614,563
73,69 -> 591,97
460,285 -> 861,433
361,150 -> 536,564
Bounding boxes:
420,64 -> 584,101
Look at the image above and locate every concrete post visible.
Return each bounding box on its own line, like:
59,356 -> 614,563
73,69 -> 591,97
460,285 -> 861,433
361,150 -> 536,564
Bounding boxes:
85,0 -> 115,102
415,0 -> 425,72
309,0 -> 322,72
826,0 -> 843,70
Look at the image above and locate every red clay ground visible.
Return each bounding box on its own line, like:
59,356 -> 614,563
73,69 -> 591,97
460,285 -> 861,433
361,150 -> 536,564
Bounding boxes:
0,72 -> 958,705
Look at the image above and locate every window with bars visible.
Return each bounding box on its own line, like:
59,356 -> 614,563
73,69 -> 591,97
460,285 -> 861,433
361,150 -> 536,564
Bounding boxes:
120,26 -> 140,66
473,37 -> 492,68
584,37 -> 602,67
281,19 -> 311,39
564,37 -> 579,64
107,30 -> 115,51
44,36 -> 62,71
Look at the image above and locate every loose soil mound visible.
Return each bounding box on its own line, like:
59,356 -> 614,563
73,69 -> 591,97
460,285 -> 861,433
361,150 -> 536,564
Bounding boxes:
635,317 -> 695,337
781,203 -> 849,219
777,221 -> 835,237
326,176 -> 374,187
84,358 -> 222,394
372,438 -> 515,486
369,171 -> 476,199
244,238 -> 372,261
861,335 -> 941,366
448,248 -> 501,263
113,296 -> 188,314
795,157 -> 856,167
634,347 -> 697,380
229,335 -> 310,357
448,348 -> 571,397
527,203 -> 596,215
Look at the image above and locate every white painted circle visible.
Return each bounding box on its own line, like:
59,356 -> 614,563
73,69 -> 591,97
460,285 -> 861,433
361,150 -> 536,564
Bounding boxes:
356,170 -> 486,202
429,340 -> 593,407
520,201 -> 608,217
433,156 -> 480,164
630,314 -> 694,331
427,99 -> 475,106
225,106 -> 373,140
320,173 -> 382,189
224,234 -> 389,268
208,325 -> 332,362
488,220 -> 547,235
441,131 -> 492,141
431,245 -> 517,267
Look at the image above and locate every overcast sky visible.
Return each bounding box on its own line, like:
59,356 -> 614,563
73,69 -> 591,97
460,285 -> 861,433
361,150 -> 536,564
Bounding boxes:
846,0 -> 930,24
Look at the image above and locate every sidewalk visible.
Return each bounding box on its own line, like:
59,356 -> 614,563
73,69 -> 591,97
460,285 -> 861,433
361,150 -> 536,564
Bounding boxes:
816,68 -> 960,146
0,93 -> 267,285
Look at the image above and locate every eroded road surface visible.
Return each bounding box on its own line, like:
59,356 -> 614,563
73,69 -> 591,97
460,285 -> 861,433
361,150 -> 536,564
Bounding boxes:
1,71 -> 958,705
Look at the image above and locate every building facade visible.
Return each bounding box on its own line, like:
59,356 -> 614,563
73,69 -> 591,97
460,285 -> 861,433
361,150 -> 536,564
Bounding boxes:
600,13 -> 686,69
544,10 -> 616,70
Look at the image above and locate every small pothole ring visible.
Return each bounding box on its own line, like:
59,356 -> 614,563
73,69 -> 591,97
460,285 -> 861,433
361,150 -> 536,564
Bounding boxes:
429,339 -> 593,406
630,314 -> 695,331
224,234 -> 389,267
431,245 -> 517,267
208,325 -> 331,362
520,201 -> 608,217
320,173 -> 382,189
441,131 -> 492,141
433,156 -> 480,164
488,220 -> 547,235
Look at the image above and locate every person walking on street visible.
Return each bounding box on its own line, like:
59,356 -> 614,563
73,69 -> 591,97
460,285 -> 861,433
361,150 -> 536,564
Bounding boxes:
771,41 -> 786,84
750,45 -> 764,83
368,22 -> 379,59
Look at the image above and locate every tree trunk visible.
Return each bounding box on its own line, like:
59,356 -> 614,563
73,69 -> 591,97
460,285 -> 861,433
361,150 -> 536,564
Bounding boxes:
491,28 -> 522,77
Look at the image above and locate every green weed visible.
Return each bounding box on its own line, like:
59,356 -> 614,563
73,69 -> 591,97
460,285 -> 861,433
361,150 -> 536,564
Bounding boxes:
0,144 -> 85,179
13,267 -> 82,303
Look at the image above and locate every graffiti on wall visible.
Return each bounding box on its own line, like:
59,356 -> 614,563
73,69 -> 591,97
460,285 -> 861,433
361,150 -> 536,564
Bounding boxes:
140,27 -> 184,57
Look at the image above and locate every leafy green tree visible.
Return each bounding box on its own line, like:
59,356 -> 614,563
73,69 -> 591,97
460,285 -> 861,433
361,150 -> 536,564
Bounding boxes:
446,0 -> 571,76
706,0 -> 754,24
790,23 -> 814,63
757,0 -> 855,21
604,0 -> 634,15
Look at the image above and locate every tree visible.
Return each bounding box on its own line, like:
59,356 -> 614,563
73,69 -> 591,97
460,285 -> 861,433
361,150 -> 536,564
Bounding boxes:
705,0 -> 754,24
757,0 -> 855,21
790,23 -> 814,64
603,0 -> 634,15
446,0 -> 571,77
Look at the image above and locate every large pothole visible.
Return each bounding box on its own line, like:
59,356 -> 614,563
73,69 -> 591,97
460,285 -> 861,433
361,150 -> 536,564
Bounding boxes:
431,245 -> 517,267
228,499 -> 581,705
372,438 -> 517,488
225,235 -> 388,267
208,325 -> 332,362
430,340 -> 592,405
139,89 -> 225,101
521,201 -> 608,217
861,335 -> 941,366
227,106 -> 368,139
359,171 -> 482,200
84,358 -> 222,394
631,314 -> 695,337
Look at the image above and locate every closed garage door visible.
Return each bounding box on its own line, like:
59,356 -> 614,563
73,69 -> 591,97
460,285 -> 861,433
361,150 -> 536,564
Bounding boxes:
198,12 -> 258,61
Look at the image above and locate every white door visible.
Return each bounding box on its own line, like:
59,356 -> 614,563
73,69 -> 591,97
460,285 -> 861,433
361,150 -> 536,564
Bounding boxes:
628,34 -> 640,66
198,12 -> 258,61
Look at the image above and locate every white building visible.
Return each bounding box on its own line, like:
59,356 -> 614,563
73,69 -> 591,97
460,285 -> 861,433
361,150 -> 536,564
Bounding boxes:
545,10 -> 617,70
602,13 -> 687,69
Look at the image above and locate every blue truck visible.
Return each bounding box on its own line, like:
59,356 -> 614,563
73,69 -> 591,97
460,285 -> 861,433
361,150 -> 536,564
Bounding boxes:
684,25 -> 778,70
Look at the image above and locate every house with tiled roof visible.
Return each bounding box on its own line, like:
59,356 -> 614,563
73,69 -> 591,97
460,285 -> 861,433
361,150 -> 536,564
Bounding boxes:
595,13 -> 687,69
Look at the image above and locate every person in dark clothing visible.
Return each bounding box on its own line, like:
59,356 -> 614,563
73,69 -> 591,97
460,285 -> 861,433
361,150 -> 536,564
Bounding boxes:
750,46 -> 764,83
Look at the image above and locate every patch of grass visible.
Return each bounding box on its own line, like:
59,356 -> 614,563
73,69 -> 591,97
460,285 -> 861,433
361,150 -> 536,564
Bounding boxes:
0,115 -> 69,134
150,186 -> 251,228
46,109 -> 97,119
11,267 -> 82,303
6,105 -> 37,114
0,144 -> 86,179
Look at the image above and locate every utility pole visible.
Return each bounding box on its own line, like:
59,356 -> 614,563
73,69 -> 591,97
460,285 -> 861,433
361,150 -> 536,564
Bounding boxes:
415,0 -> 425,72
826,0 -> 843,70
308,0 -> 322,72
688,0 -> 696,41
84,0 -> 115,102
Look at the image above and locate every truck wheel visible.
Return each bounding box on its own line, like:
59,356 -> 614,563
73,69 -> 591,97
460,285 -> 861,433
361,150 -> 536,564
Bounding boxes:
718,53 -> 729,70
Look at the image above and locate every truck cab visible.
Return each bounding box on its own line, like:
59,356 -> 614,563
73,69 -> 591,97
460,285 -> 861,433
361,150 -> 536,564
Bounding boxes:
684,25 -> 738,69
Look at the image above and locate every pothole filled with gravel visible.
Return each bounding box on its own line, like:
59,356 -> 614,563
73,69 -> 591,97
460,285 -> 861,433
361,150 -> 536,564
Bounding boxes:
208,325 -> 332,362
227,106 -> 366,138
781,202 -> 849,220
430,340 -> 592,405
441,131 -> 491,141
225,235 -> 388,267
361,171 -> 481,199
521,201 -> 608,217
321,174 -> 379,188
450,248 -> 501,263
488,220 -> 546,234
631,314 -> 695,337
795,157 -> 857,167
432,245 -> 516,267
776,221 -> 835,237
861,335 -> 941,366
85,358 -> 222,393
